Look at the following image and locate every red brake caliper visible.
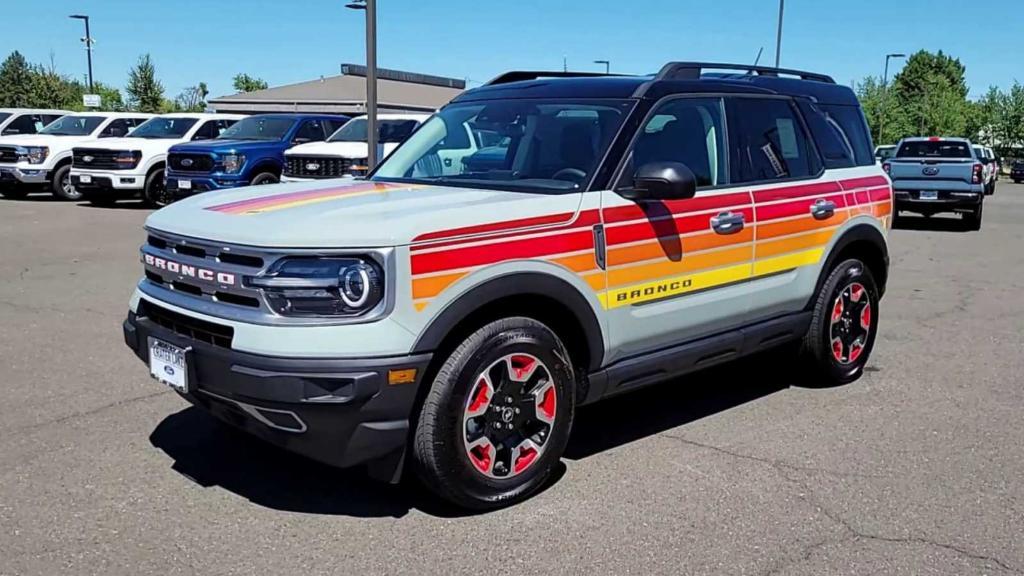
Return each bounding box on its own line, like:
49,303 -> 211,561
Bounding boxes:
539,386 -> 556,421
510,355 -> 536,380
469,444 -> 492,474
860,302 -> 872,330
513,446 -> 538,474
831,297 -> 844,322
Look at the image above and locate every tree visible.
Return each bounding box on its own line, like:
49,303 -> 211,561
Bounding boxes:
174,82 -> 209,112
887,50 -> 971,139
232,73 -> 268,93
0,51 -> 34,107
92,82 -> 127,112
126,54 -> 165,113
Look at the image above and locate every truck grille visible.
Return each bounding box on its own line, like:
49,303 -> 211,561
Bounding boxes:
285,156 -> 360,178
168,153 -> 215,173
73,148 -> 133,170
137,299 -> 234,349
0,146 -> 19,163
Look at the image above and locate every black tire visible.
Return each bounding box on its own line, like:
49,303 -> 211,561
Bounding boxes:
250,172 -> 279,186
0,188 -> 29,200
413,317 -> 575,510
800,259 -> 880,386
50,164 -> 80,200
142,168 -> 169,207
964,202 -> 983,231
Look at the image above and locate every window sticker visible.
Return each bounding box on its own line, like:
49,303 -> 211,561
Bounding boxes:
776,118 -> 799,159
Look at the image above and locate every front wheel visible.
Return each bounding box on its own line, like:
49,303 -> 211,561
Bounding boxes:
413,317 -> 575,510
142,168 -> 170,207
249,172 -> 279,186
51,165 -> 80,200
800,259 -> 880,385
963,202 -> 983,231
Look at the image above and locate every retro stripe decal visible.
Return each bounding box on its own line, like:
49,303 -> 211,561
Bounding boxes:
205,182 -> 418,215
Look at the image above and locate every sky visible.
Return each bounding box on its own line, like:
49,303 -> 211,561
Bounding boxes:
3,0 -> 1022,102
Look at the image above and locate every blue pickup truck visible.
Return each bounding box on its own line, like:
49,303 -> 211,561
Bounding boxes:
884,137 -> 986,230
165,113 -> 348,199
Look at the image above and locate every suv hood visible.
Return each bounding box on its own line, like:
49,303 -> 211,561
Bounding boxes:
0,134 -> 97,147
145,179 -> 583,248
285,141 -> 368,158
84,137 -> 186,153
171,139 -> 284,154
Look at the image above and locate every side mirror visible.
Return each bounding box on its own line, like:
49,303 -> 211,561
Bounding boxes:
623,161 -> 698,201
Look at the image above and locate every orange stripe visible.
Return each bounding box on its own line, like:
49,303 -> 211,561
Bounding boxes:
607,228 -> 754,267
756,210 -> 850,239
606,245 -> 752,288
755,228 -> 836,259
582,271 -> 606,291
412,271 -> 468,300
549,252 -> 598,273
874,203 -> 892,217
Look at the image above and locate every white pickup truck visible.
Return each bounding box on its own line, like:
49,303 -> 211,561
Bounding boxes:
0,112 -> 152,200
71,113 -> 242,206
282,113 -> 429,181
0,108 -> 69,137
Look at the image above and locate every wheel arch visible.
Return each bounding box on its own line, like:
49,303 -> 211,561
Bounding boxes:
248,157 -> 283,178
810,223 -> 889,307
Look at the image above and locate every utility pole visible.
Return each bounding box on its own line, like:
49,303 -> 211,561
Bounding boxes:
878,53 -> 906,145
346,0 -> 378,171
69,14 -> 94,92
774,0 -> 784,68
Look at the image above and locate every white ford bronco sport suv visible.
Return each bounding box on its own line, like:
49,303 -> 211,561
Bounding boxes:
71,113 -> 242,206
124,63 -> 892,509
282,113 -> 429,181
0,112 -> 152,200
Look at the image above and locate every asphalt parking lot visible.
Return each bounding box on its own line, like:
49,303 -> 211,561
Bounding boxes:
1,185 -> 1023,576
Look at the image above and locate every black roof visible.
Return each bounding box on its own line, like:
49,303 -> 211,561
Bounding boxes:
452,62 -> 859,107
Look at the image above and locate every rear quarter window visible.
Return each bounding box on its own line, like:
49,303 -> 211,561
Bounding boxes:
820,104 -> 874,166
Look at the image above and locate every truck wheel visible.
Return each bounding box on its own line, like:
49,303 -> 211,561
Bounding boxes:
51,165 -> 80,200
800,259 -> 879,386
143,168 -> 170,207
250,172 -> 279,186
413,317 -> 575,510
964,202 -> 983,231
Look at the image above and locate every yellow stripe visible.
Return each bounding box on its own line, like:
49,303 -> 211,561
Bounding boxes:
599,263 -> 752,309
752,247 -> 825,277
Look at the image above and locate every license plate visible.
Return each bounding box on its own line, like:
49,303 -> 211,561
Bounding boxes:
920,190 -> 938,200
149,338 -> 188,393
78,174 -> 92,184
178,179 -> 192,190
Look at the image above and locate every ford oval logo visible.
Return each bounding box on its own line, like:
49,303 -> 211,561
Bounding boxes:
164,365 -> 175,376
82,155 -> 94,163
181,158 -> 194,167
306,162 -> 321,171
922,166 -> 940,176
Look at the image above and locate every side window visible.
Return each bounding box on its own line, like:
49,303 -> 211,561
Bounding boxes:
100,119 -> 132,138
820,104 -> 874,166
727,98 -> 819,183
293,120 -> 325,143
621,97 -> 727,189
797,100 -> 854,170
2,114 -> 44,135
324,119 -> 346,136
42,114 -> 63,128
191,120 -> 220,141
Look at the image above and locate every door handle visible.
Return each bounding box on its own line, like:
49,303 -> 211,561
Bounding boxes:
810,199 -> 837,220
710,211 -> 745,235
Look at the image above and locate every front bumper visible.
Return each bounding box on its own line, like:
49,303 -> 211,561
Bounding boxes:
123,303 -> 432,480
894,190 -> 983,214
71,170 -> 144,194
0,165 -> 50,184
166,174 -> 248,199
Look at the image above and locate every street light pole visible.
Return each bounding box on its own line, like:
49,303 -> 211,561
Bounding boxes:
346,0 -> 378,172
594,60 -> 610,74
878,53 -> 906,145
69,14 -> 94,92
774,0 -> 784,68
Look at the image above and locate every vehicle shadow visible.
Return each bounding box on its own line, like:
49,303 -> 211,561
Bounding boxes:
76,200 -> 152,211
893,214 -> 972,233
149,351 -> 797,518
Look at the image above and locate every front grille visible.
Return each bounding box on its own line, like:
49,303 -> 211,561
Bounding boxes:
73,148 -> 133,170
146,234 -> 265,269
168,153 -> 215,173
285,156 -> 360,178
0,146 -> 20,163
138,299 -> 234,349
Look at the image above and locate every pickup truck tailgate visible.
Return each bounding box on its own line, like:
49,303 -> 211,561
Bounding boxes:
887,158 -> 976,192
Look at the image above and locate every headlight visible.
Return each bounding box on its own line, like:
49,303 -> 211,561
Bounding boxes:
221,153 -> 245,174
114,150 -> 142,169
17,146 -> 49,165
248,257 -> 384,317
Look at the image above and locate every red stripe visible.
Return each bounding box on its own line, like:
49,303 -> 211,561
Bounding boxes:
756,192 -> 849,222
854,190 -> 870,204
868,186 -> 892,202
205,182 -> 386,213
605,207 -> 755,246
411,211 -> 600,251
602,192 -> 751,224
751,181 -> 841,203
411,229 -> 594,275
838,176 -> 889,191
413,212 -> 579,243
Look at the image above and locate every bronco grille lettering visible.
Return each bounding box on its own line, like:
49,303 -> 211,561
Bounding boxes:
144,253 -> 236,286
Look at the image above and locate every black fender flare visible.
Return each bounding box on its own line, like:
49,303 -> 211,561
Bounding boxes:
810,223 -> 889,307
411,272 -> 605,372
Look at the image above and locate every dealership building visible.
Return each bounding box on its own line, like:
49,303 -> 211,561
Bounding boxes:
207,64 -> 465,116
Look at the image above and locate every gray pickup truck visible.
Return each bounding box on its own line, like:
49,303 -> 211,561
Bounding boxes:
884,137 -> 985,229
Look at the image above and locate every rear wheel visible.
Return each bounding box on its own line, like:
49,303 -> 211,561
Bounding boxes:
964,201 -> 983,231
51,165 -> 80,200
413,317 -> 575,510
250,172 -> 279,186
800,259 -> 879,385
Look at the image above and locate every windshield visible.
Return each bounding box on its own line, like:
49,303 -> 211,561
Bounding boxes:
896,140 -> 972,159
217,116 -> 294,141
373,99 -> 634,193
875,146 -> 896,160
0,112 -> 11,124
38,115 -> 105,136
328,118 -> 421,143
130,117 -> 199,139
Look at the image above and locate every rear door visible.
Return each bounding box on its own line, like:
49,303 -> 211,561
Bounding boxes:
600,96 -> 754,362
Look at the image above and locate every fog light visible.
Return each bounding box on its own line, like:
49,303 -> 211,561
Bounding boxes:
120,178 -> 136,184
388,368 -> 417,385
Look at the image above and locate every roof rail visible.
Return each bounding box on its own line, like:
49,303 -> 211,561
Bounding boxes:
484,71 -> 623,86
655,62 -> 835,84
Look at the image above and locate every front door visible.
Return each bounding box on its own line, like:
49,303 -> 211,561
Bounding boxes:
599,97 -> 755,363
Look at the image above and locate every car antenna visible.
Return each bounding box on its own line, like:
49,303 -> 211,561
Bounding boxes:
752,47 -> 764,68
